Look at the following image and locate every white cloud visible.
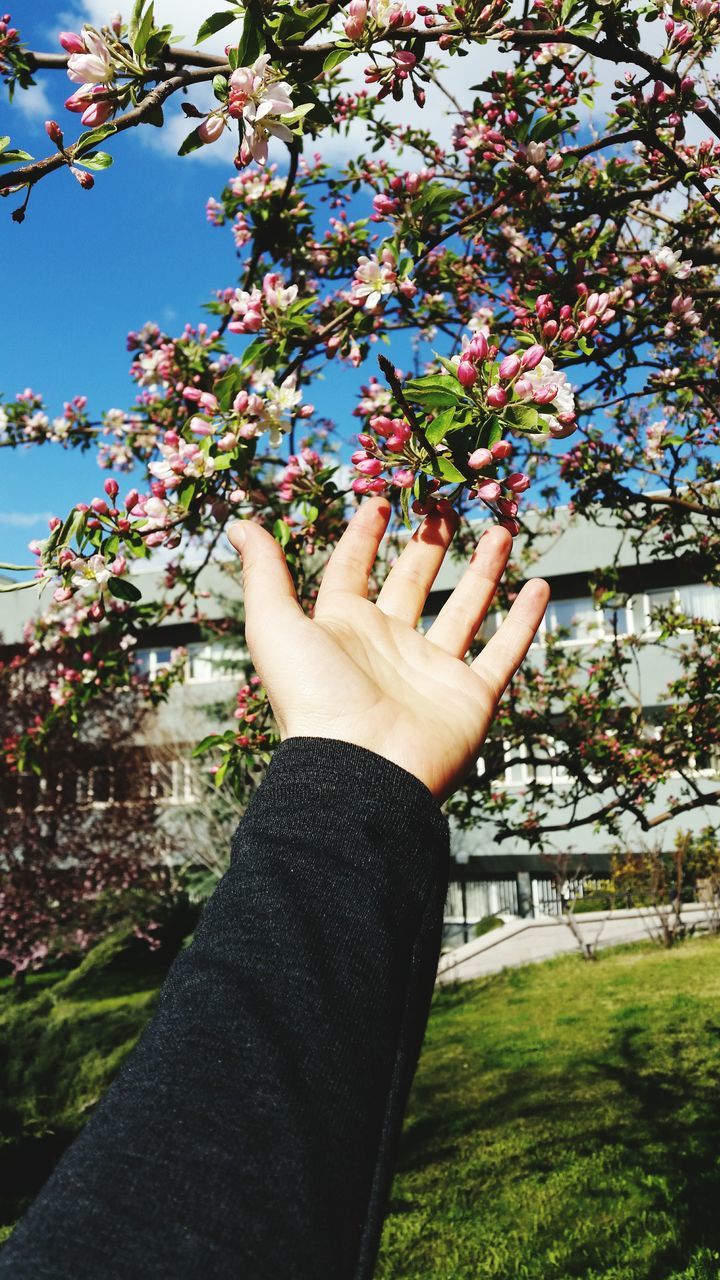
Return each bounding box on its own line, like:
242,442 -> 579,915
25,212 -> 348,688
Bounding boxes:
14,81 -> 53,121
0,511 -> 55,528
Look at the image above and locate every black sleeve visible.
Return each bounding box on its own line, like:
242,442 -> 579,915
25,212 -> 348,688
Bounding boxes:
0,738 -> 449,1280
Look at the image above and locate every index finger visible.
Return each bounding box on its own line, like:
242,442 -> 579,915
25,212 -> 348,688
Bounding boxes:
314,496 -> 391,610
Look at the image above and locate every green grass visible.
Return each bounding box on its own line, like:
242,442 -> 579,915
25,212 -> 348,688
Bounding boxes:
4,936 -> 720,1276
377,938 -> 720,1279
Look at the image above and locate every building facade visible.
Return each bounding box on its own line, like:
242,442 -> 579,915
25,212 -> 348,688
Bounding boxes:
2,513 -> 719,943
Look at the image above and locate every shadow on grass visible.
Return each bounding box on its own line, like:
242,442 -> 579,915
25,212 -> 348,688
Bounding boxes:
604,1020 -> 720,1276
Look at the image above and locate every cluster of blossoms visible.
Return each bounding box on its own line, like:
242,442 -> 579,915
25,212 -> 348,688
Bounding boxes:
0,11 -> 19,84
0,390 -> 91,447
206,165 -> 288,247
276,447 -> 323,503
344,0 -> 416,40
200,54 -> 295,166
225,271 -> 299,335
455,332 -> 577,440
350,247 -> 416,311
232,676 -> 271,749
61,23 -> 120,127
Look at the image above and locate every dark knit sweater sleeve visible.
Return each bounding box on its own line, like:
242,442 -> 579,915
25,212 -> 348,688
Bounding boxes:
0,738 -> 450,1280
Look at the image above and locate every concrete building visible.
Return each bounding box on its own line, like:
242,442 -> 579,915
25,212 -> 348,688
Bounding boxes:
2,511 -> 718,940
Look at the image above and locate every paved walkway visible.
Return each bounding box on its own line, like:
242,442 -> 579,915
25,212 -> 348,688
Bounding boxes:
436,903 -> 717,984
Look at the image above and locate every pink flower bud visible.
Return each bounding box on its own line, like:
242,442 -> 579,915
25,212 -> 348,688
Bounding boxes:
499,517 -> 520,537
468,447 -> 493,470
59,30 -> 85,54
533,384 -> 558,405
497,497 -> 518,517
542,320 -> 558,339
499,354 -> 521,380
233,390 -> 249,415
356,456 -> 383,476
521,343 -> 545,371
547,153 -> 563,172
353,477 -> 372,494
199,114 -> 226,145
358,433 -> 375,449
351,449 -> 369,464
125,489 -> 140,511
393,468 -> 415,488
366,478 -> 387,494
81,99 -> 113,127
506,472 -> 530,493
457,360 -> 478,388
54,586 -> 74,603
468,332 -> 489,361
45,120 -> 64,146
91,497 -> 109,515
476,480 -> 501,502
104,478 -> 119,499
491,439 -> 513,460
486,385 -> 508,408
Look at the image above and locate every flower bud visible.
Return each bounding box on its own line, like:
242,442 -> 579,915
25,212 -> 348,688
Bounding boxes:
491,439 -> 513,460
476,479 -> 501,502
497,497 -> 518,517
499,517 -> 520,537
521,343 -> 545,371
199,114 -> 226,145
506,472 -> 530,493
457,360 -> 478,388
125,489 -> 140,511
104,478 -> 119,499
468,447 -> 493,470
356,456 -> 383,476
542,319 -> 558,339
59,30 -> 85,53
468,332 -> 489,361
393,468 -> 415,488
45,120 -> 64,147
91,497 -> 109,515
486,385 -> 508,408
499,353 -> 521,380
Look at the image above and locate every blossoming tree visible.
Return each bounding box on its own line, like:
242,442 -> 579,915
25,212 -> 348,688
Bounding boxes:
1,0 -> 719,866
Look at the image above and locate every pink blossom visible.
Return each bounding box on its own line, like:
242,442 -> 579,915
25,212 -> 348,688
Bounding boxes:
457,360 -> 478,388
506,472 -> 530,493
66,29 -> 113,84
199,114 -> 226,145
487,386 -> 508,408
476,480 -> 501,502
468,448 -> 493,469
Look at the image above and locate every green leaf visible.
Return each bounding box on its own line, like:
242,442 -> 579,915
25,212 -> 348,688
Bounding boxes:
504,404 -> 539,431
74,122 -> 118,155
178,479 -> 197,510
405,374 -> 465,409
426,406 -> 459,446
76,151 -> 113,171
0,135 -> 10,154
214,365 -> 244,410
323,46 -> 353,72
197,9 -> 240,43
134,1 -> 155,56
577,336 -> 594,356
0,148 -> 33,165
399,484 -> 412,530
273,518 -> 291,547
192,733 -> 226,756
483,415 -> 505,448
129,0 -> 145,47
178,124 -> 207,156
108,576 -> 142,602
214,755 -> 230,787
277,3 -> 330,41
213,73 -> 229,100
236,0 -> 264,64
436,456 -> 468,484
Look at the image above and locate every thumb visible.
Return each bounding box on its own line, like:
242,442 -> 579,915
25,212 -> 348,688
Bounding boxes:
227,520 -> 302,644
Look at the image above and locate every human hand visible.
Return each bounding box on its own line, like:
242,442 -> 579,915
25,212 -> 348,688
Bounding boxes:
228,498 -> 549,803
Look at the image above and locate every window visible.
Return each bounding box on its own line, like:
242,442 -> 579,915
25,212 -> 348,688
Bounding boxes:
636,584 -> 720,634
135,647 -> 175,680
186,642 -> 244,683
547,597 -> 606,643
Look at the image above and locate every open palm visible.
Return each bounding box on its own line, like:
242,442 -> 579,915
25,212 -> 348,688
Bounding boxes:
228,498 -> 549,802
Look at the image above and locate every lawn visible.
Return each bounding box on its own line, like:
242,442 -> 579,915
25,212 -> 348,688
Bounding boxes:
3,935 -> 720,1277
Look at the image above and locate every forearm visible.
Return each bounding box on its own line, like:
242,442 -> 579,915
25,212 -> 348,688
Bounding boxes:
0,738 -> 449,1280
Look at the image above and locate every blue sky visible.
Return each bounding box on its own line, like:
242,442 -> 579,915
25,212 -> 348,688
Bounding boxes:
1,2 -> 511,568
